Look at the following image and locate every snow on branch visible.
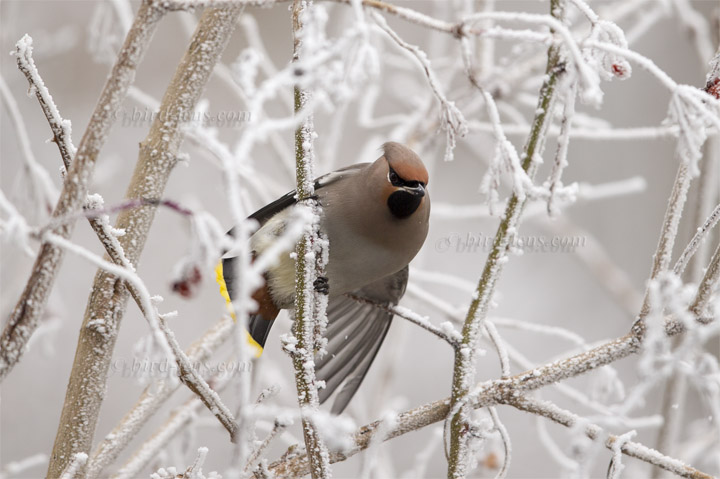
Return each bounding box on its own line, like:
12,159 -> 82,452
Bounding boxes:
287,2 -> 332,478
505,396 -> 714,479
674,202 -> 720,276
58,453 -> 88,479
447,2 -> 569,476
150,447 -> 219,479
13,34 -> 77,171
46,6 -> 244,478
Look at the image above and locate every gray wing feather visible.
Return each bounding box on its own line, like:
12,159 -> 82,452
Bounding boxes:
316,267 -> 409,414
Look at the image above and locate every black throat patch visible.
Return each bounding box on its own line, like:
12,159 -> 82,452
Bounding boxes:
388,190 -> 423,219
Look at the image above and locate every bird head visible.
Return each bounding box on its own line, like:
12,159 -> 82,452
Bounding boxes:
376,142 -> 429,219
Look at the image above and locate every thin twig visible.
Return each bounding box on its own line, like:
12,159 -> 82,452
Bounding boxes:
245,419 -> 290,474
689,242 -> 720,320
346,294 -> 461,349
505,396 -> 714,479
371,10 -> 467,161
14,34 -> 76,171
674,202 -> 720,276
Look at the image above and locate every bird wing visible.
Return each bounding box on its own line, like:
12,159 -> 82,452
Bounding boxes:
315,266 -> 408,414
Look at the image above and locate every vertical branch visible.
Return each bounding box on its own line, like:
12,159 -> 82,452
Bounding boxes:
288,1 -> 331,478
46,6 -> 243,478
446,1 -> 567,477
0,0 -> 164,383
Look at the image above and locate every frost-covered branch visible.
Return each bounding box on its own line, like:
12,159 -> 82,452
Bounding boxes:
0,74 -> 58,220
346,294 -> 461,348
0,0 -> 164,384
505,396 -> 714,479
689,242 -> 720,321
47,6 -> 243,477
286,2 -> 331,478
674,202 -> 720,276
447,1 -> 568,476
13,34 -> 77,171
156,316 -> 238,438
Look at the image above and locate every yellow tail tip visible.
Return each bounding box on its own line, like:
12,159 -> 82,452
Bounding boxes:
216,261 -> 264,358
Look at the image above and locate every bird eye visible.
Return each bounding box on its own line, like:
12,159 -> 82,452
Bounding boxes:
388,169 -> 402,186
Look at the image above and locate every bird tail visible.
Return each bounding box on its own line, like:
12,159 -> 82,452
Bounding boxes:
215,261 -> 264,357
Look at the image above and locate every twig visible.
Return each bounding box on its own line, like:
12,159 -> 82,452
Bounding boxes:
245,419 -> 291,474
547,81 -> 578,216
467,122 -> 692,140
0,73 -> 58,218
505,396 -> 714,479
483,321 -> 510,379
346,294 -> 461,349
674,202 -> 720,276
447,1 -> 567,476
689,242 -> 720,320
0,0 -> 165,385
157,317 -> 238,438
13,34 -> 76,171
46,6 -> 243,477
287,2 -> 331,478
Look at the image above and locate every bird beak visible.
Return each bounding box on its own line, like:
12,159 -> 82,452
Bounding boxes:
402,183 -> 425,198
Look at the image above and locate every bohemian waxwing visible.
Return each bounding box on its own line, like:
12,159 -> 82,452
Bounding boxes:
217,142 -> 430,414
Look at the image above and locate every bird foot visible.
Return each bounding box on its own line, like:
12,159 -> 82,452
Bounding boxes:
313,276 -> 329,295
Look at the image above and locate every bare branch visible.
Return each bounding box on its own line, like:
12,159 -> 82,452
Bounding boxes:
287,1 -> 331,478
346,294 -> 461,349
13,34 -> 76,171
505,396 -> 714,479
0,0 -> 165,383
47,6 -> 243,477
674,202 -> 720,276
